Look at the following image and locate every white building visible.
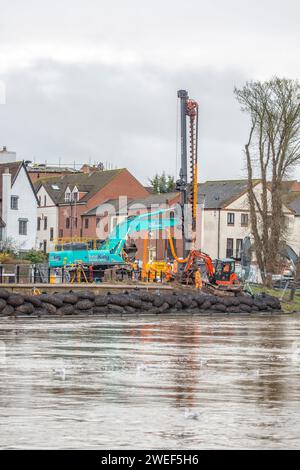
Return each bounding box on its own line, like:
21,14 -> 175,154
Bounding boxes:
197,180 -> 300,261
0,153 -> 38,251
35,183 -> 59,252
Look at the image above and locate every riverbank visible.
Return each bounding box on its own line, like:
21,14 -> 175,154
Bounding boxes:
0,287 -> 283,317
251,286 -> 300,313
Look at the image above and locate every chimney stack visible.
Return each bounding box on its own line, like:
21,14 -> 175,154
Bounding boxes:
0,146 -> 17,163
2,168 -> 11,236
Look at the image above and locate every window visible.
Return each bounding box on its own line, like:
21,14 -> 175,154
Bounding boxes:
85,218 -> 89,229
227,213 -> 235,225
44,195 -> 47,206
72,191 -> 78,202
241,213 -> 249,227
65,190 -> 71,202
11,196 -> 19,210
19,219 -> 28,235
66,218 -> 70,229
38,196 -> 41,206
75,217 -> 78,228
226,238 -> 234,258
50,228 -> 54,241
37,217 -> 41,231
236,239 -> 243,259
44,217 -> 47,230
59,229 -> 63,238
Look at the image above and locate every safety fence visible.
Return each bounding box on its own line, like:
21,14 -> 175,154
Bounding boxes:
0,264 -> 170,284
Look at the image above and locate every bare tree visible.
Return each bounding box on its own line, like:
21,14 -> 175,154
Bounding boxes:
234,78 -> 300,285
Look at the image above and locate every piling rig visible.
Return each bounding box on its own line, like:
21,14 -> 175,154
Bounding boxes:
175,90 -> 240,290
176,90 -> 199,255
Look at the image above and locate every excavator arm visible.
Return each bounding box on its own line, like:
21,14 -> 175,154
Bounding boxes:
103,207 -> 181,255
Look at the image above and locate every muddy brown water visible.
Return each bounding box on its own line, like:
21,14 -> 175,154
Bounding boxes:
0,314 -> 300,449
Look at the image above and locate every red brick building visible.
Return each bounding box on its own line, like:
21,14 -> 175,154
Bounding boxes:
34,168 -> 149,251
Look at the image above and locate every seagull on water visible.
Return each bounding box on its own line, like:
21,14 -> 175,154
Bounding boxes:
53,367 -> 66,380
184,408 -> 200,420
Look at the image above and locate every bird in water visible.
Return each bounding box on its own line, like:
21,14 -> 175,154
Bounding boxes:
53,367 -> 66,380
136,363 -> 147,372
184,408 -> 200,420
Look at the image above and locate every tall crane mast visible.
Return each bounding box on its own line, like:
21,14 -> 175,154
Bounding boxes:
176,89 -> 199,258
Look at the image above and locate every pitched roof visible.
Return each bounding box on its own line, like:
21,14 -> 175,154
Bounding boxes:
83,192 -> 180,216
127,192 -> 180,209
84,198 -> 133,216
198,180 -> 250,209
35,168 -> 124,204
0,161 -> 23,200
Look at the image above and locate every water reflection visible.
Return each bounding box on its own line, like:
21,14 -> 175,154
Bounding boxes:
0,315 -> 300,449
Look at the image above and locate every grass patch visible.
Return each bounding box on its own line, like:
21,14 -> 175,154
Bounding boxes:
250,285 -> 300,313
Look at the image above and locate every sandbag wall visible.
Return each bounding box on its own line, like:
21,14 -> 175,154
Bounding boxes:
0,288 -> 282,317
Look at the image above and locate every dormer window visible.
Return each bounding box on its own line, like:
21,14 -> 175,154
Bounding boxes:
72,186 -> 79,202
65,187 -> 71,202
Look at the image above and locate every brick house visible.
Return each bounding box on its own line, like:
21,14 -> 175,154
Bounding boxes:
34,168 -> 149,252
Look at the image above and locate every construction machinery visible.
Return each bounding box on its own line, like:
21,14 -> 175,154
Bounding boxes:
174,89 -> 240,290
48,207 -> 180,279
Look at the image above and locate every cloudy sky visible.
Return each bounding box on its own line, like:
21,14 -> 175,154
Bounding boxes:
0,0 -> 299,183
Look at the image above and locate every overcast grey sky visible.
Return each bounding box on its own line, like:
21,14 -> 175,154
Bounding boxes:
0,0 -> 299,183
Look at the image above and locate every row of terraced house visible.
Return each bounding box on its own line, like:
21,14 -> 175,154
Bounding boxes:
1,146 -> 300,263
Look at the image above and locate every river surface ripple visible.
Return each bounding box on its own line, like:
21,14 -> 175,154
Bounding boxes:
0,314 -> 300,449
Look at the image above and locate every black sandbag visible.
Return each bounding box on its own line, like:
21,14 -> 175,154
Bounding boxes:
107,294 -> 129,307
1,305 -> 14,316
15,302 -> 34,314
93,306 -> 108,314
201,300 -> 212,310
239,304 -> 252,313
213,303 -> 227,312
153,296 -> 164,307
58,304 -> 75,315
163,294 -> 178,307
251,305 -> 259,312
238,296 -> 254,306
0,288 -> 10,299
73,309 -> 94,315
189,300 -> 198,310
43,302 -> 57,314
107,304 -> 125,314
174,301 -> 183,310
139,292 -> 155,303
34,308 -> 49,316
58,293 -> 79,304
124,305 -> 136,313
148,307 -> 160,315
94,295 -> 108,306
226,306 -> 241,314
128,297 -> 143,308
140,302 -> 153,311
195,295 -> 206,306
0,299 -> 6,311
76,299 -> 94,310
38,294 -> 63,307
23,295 -> 43,308
179,295 -> 193,308
158,302 -> 170,313
76,290 -> 95,301
7,294 -> 24,307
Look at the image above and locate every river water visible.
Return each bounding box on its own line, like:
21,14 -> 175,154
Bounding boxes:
0,314 -> 300,449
